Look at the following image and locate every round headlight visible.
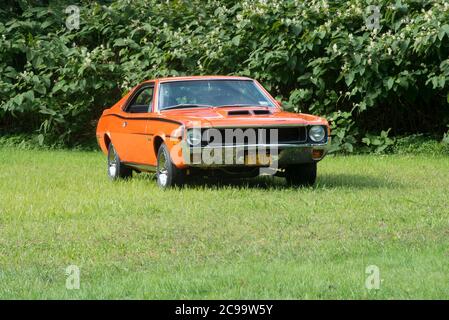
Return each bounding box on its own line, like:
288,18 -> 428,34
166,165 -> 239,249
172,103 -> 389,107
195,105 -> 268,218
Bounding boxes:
309,126 -> 326,142
187,129 -> 202,146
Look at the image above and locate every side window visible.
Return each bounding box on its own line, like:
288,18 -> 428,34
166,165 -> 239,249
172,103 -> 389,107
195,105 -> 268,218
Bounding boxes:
126,86 -> 154,113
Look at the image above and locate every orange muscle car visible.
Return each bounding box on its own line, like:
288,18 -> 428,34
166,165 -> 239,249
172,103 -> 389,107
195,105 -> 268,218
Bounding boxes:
96,76 -> 330,188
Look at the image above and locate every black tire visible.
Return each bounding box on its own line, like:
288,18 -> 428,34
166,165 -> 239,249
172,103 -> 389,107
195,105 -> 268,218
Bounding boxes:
107,143 -> 132,180
285,162 -> 317,187
156,143 -> 185,188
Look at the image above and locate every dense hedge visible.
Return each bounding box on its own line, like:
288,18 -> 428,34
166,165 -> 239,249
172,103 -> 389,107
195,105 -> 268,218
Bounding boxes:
1,0 -> 449,151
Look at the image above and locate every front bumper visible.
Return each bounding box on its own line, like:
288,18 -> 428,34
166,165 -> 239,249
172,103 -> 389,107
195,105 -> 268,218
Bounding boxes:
181,141 -> 330,168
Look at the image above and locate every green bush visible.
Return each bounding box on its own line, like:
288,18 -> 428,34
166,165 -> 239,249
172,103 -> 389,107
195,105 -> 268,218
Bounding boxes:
393,133 -> 449,155
1,0 -> 449,151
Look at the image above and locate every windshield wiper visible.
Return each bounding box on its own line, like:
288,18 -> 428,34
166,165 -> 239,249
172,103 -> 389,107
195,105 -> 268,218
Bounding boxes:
162,104 -> 212,110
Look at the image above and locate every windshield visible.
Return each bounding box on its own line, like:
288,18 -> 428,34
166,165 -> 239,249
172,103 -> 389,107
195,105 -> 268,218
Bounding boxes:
158,80 -> 275,110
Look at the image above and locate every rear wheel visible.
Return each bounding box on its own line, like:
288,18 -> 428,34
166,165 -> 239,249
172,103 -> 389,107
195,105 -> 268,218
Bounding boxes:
156,143 -> 184,188
108,143 -> 132,180
285,162 -> 317,187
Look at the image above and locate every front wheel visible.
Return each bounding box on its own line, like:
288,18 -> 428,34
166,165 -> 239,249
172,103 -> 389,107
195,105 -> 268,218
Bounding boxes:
108,143 -> 132,180
285,162 -> 317,187
156,143 -> 185,188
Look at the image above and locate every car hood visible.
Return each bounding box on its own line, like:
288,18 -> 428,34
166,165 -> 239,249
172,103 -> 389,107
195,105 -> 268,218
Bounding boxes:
159,107 -> 328,128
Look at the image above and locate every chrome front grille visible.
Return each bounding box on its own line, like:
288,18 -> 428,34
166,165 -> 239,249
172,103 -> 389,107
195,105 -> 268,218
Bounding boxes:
199,127 -> 308,147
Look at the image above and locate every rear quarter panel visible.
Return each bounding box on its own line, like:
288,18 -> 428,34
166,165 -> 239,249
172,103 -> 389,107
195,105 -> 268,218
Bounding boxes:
96,91 -> 134,155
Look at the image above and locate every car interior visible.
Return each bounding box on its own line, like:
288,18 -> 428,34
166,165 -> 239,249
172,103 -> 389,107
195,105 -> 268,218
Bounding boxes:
126,86 -> 154,113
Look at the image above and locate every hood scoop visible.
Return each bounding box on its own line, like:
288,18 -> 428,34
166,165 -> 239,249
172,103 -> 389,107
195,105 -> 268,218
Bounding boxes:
226,109 -> 273,116
227,110 -> 252,116
253,109 -> 272,115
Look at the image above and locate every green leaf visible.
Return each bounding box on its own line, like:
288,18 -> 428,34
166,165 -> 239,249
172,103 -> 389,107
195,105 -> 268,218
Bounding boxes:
317,31 -> 326,39
41,20 -> 53,29
291,24 -> 302,36
359,101 -> 367,111
386,78 -> 394,90
34,83 -> 46,95
114,38 -> 127,47
14,94 -> 24,106
231,35 -> 241,46
52,81 -> 66,94
4,66 -> 17,78
23,90 -> 35,102
442,24 -> 449,36
343,142 -> 353,153
33,55 -> 43,68
380,129 -> 390,138
362,137 -> 371,145
345,72 -> 355,86
37,134 -> 44,146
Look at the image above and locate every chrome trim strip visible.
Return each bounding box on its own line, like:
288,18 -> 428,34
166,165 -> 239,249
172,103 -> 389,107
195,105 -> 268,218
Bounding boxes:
196,142 -> 328,150
187,123 -> 314,129
123,162 -> 157,172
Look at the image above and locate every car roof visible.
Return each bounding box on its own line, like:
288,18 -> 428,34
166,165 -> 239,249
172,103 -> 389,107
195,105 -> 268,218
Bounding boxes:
143,75 -> 253,84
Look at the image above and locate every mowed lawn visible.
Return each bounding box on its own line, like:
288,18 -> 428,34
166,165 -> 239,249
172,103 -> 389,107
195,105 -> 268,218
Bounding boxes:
0,147 -> 448,299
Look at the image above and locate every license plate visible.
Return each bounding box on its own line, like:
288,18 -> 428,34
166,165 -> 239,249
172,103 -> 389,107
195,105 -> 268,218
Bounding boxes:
245,153 -> 272,165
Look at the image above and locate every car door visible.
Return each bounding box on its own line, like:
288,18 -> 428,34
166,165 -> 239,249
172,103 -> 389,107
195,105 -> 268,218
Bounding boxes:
113,84 -> 155,164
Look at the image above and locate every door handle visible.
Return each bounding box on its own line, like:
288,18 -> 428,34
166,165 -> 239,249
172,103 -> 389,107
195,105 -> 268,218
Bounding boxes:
122,121 -> 127,128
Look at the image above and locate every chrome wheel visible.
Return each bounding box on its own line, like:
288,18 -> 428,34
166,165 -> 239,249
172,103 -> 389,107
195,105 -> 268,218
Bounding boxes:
107,143 -> 132,180
156,143 -> 184,188
108,146 -> 118,178
157,150 -> 168,187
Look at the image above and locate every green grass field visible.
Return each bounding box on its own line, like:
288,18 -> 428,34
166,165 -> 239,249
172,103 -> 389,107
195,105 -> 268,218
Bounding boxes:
0,147 -> 448,299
